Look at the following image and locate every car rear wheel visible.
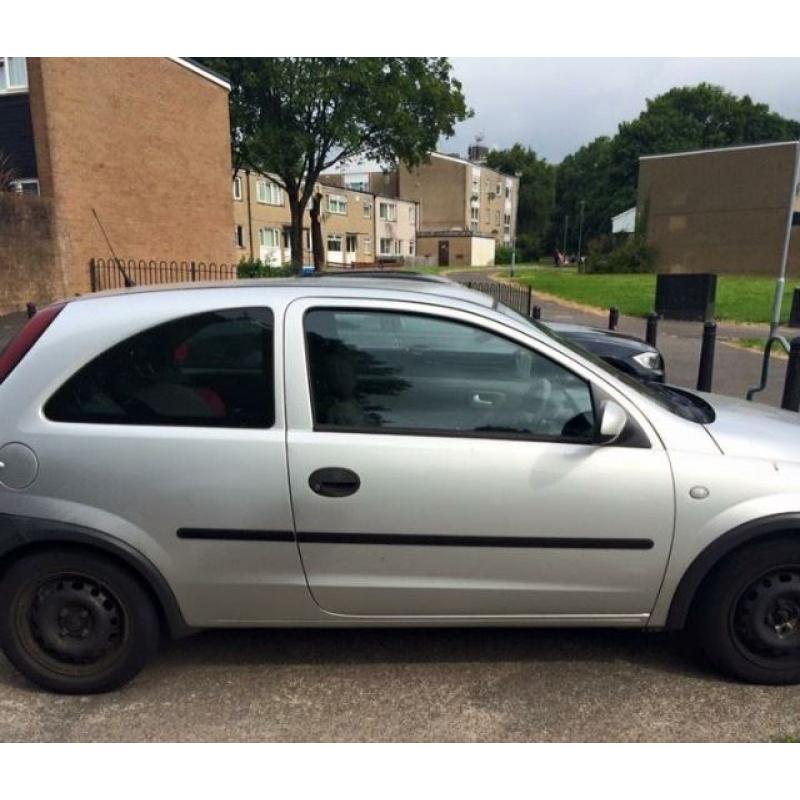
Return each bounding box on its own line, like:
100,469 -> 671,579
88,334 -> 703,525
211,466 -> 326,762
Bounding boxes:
689,538 -> 800,684
0,548 -> 159,694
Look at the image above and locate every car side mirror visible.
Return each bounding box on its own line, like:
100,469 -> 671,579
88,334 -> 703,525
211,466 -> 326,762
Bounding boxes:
598,400 -> 628,444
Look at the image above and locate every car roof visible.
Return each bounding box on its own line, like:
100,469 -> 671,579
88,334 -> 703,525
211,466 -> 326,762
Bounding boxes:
66,275 -> 497,312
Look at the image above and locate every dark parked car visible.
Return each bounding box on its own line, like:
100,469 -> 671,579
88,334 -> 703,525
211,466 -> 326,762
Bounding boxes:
546,322 -> 665,383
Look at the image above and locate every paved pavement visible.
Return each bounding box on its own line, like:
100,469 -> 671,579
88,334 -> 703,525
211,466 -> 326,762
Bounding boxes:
1,294 -> 799,741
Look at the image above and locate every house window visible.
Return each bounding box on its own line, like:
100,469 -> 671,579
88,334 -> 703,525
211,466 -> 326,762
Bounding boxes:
260,228 -> 280,248
408,206 -> 415,224
10,178 -> 39,195
327,234 -> 343,252
256,180 -> 283,205
496,182 -> 501,195
379,202 -> 397,221
395,240 -> 403,255
505,183 -> 512,200
328,195 -> 348,215
234,225 -> 244,248
379,238 -> 393,256
495,210 -> 501,225
408,240 -> 415,256
0,57 -> 28,93
232,176 -> 243,201
363,202 -> 372,219
364,236 -> 373,255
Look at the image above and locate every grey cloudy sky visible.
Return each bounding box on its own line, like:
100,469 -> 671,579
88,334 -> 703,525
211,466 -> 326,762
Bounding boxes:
441,58 -> 800,163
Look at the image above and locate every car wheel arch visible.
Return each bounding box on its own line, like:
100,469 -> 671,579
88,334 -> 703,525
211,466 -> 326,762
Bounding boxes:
665,512 -> 800,630
0,513 -> 194,639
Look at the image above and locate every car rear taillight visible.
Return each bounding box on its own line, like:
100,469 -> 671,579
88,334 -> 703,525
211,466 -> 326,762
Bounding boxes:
0,303 -> 66,384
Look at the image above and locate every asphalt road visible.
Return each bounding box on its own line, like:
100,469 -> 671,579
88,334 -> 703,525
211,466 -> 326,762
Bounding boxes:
1,297 -> 799,742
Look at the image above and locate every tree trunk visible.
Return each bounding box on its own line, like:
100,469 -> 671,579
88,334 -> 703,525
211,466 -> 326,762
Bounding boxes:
288,196 -> 304,272
310,192 -> 325,271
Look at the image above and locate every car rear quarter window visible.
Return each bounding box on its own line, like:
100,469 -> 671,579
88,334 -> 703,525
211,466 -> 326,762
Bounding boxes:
45,308 -> 275,428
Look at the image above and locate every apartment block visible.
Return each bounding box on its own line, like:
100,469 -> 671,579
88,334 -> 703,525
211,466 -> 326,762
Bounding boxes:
235,170 -> 418,267
0,57 -> 235,311
638,141 -> 800,275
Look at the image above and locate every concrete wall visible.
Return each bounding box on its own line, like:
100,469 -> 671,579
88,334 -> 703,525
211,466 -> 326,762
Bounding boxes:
0,193 -> 67,314
638,142 -> 800,275
28,57 -> 235,295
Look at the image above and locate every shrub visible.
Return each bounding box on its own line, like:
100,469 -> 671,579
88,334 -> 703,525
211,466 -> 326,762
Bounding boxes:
585,234 -> 657,274
237,258 -> 295,278
494,245 -> 514,265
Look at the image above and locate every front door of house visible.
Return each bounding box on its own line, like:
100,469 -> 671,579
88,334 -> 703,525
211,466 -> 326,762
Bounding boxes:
438,240 -> 449,267
345,234 -> 358,266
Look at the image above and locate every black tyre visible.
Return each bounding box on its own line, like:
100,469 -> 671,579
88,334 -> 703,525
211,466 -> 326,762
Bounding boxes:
689,538 -> 800,685
0,548 -> 160,694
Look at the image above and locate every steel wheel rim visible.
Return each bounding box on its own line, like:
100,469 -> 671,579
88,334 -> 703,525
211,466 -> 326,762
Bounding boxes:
730,566 -> 800,670
15,570 -> 129,678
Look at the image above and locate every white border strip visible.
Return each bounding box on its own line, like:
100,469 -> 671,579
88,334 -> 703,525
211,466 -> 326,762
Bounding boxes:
640,140 -> 799,161
168,57 -> 231,91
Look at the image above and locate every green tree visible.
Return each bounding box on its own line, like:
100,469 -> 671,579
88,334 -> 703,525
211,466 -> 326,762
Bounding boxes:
205,58 -> 470,269
486,144 -> 555,260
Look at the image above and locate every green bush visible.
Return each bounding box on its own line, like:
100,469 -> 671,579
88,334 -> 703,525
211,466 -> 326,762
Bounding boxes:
237,258 -> 295,278
495,245 -> 514,265
585,234 -> 657,274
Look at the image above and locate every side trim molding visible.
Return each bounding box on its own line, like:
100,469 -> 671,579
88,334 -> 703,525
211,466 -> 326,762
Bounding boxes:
665,512 -> 800,630
177,528 -> 294,542
297,532 -> 654,550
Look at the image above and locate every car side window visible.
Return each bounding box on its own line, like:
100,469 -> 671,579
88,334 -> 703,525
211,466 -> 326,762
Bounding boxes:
45,308 -> 274,428
304,309 -> 596,441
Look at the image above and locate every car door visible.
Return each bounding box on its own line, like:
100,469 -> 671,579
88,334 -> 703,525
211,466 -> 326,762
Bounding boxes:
284,297 -> 675,621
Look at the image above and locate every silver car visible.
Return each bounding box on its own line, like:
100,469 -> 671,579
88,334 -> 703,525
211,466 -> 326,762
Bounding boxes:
1,275 -> 800,693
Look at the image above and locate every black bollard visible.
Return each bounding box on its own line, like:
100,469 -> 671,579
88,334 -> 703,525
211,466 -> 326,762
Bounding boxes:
527,285 -> 533,317
532,305 -> 542,320
645,312 -> 659,347
26,302 -> 37,319
782,337 -> 800,411
696,320 -> 717,392
608,307 -> 619,331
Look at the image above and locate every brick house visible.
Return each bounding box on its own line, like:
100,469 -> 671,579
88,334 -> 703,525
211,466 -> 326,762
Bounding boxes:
0,57 -> 235,312
234,169 -> 419,267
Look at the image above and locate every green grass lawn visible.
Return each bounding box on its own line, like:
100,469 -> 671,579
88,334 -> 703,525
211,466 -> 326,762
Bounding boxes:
503,268 -> 797,325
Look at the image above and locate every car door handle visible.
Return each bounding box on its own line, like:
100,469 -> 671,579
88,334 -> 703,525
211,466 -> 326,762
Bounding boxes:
308,467 -> 361,498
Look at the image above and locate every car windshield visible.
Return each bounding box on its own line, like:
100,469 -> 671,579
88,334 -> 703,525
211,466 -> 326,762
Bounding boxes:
496,303 -> 714,424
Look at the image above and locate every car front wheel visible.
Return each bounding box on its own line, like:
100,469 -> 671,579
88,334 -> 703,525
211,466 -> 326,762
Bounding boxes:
0,548 -> 160,694
690,538 -> 800,684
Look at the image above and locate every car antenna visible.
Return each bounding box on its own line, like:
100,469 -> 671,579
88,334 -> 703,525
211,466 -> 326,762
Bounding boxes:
92,208 -> 135,287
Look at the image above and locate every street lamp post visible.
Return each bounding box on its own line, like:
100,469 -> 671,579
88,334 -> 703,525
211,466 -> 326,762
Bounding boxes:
576,200 -> 586,265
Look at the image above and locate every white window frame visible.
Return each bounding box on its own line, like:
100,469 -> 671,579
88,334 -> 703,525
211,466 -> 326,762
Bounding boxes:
363,202 -> 372,219
379,238 -> 393,256
232,176 -> 242,201
379,202 -> 396,222
328,194 -> 348,215
327,234 -> 343,252
260,228 -> 281,248
256,179 -> 283,206
234,225 -> 244,248
364,236 -> 373,255
408,205 -> 415,224
0,57 -> 28,94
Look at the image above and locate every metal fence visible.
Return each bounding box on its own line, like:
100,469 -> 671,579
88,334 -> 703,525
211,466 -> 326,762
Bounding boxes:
89,258 -> 238,292
464,281 -> 532,317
